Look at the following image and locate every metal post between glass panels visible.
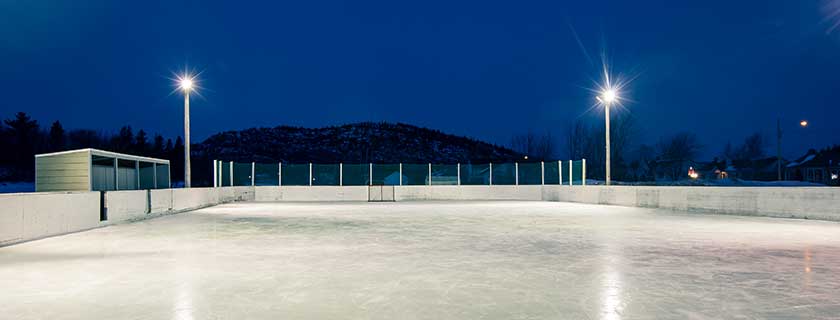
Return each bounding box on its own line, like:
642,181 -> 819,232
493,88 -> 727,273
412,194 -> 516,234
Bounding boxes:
399,163 -> 403,186
251,162 -> 255,186
457,163 -> 461,186
229,162 -> 233,186
212,160 -> 217,187
339,163 -> 343,186
541,161 -> 545,185
489,163 -> 493,186
278,162 -> 282,186
558,161 -> 562,185
569,160 -> 573,186
369,163 -> 372,186
515,162 -> 519,186
309,163 -> 313,186
428,163 -> 432,186
582,159 -> 587,186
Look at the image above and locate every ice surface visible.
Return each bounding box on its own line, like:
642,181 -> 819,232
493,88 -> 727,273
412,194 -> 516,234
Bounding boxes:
1,201 -> 839,319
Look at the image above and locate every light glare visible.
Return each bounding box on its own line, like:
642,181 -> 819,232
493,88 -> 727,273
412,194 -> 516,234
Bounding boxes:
601,89 -> 617,104
180,78 -> 193,91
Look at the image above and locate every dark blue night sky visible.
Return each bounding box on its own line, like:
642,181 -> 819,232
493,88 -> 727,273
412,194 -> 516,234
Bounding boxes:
2,0 -> 838,158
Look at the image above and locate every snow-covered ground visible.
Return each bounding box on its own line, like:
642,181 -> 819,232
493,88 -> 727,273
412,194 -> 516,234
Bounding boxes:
0,179 -> 826,194
1,201 -> 838,319
586,178 -> 826,187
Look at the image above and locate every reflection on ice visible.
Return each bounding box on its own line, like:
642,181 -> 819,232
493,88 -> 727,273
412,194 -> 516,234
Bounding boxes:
1,201 -> 839,319
601,268 -> 622,320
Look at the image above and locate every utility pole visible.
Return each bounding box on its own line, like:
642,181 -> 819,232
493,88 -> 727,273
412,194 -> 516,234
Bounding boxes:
777,118 -> 782,181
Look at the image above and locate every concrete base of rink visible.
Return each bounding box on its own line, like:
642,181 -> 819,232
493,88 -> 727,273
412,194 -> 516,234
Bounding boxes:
1,201 -> 839,319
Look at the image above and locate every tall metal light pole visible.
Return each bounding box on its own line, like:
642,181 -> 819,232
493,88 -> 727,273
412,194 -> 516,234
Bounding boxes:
180,77 -> 194,188
598,89 -> 617,185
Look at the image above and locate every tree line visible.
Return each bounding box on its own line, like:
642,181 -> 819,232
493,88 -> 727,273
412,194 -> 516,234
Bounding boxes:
511,115 -> 776,182
0,112 -> 187,182
1,110 -> 784,184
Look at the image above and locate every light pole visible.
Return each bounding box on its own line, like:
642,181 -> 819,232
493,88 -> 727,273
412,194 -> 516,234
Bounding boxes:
598,89 -> 617,185
179,77 -> 194,188
777,118 -> 809,181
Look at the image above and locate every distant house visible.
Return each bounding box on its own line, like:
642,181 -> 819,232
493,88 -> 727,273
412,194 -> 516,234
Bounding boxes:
649,158 -> 697,181
729,157 -> 784,181
694,159 -> 728,180
785,147 -> 840,186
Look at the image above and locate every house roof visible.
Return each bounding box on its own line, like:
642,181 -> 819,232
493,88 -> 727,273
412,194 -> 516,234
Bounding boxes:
787,146 -> 840,169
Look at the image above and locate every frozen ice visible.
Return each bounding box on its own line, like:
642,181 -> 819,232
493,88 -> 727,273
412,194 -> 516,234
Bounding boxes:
1,201 -> 839,319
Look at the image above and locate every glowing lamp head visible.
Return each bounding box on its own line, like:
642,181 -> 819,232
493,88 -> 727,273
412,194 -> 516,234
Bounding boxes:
600,89 -> 617,104
179,78 -> 194,91
800,120 -> 808,127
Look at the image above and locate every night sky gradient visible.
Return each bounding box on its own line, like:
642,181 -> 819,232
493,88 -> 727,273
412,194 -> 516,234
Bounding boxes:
2,0 -> 839,159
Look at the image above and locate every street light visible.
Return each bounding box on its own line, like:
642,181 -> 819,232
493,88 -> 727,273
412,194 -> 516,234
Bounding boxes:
597,88 -> 618,185
178,75 -> 195,188
777,118 -> 809,180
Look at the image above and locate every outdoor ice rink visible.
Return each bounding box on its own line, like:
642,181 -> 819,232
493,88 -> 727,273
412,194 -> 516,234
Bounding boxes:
2,201 -> 839,319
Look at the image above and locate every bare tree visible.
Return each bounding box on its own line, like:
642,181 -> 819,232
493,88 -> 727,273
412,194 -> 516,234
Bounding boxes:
609,114 -> 639,180
723,133 -> 766,162
564,115 -> 639,181
566,120 -> 594,161
511,132 -> 537,156
739,133 -> 765,161
657,132 -> 702,180
511,130 -> 556,160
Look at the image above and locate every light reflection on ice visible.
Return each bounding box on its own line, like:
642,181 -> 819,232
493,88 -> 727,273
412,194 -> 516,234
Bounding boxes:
601,268 -> 623,320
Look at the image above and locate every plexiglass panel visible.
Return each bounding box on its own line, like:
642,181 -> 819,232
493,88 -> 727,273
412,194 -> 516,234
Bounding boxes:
233,162 -> 252,186
459,163 -> 489,185
571,160 -> 585,185
491,163 -> 516,185
518,162 -> 542,185
401,163 -> 429,186
227,161 -> 585,187
544,161 -> 561,185
372,164 -> 399,186
254,163 -> 279,186
341,164 -> 369,186
431,164 -> 458,185
220,161 -> 231,186
281,163 -> 310,186
312,164 -> 340,186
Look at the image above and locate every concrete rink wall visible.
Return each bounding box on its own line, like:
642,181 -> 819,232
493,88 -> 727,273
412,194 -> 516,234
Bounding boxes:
254,185 -> 839,221
254,186 -> 369,202
0,191 -> 100,246
394,185 -> 543,201
252,186 -> 544,202
541,186 -> 840,221
2,185 -> 839,246
0,187 -> 255,246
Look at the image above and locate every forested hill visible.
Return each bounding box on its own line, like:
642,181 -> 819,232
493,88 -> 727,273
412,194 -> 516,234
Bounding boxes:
193,122 -> 521,164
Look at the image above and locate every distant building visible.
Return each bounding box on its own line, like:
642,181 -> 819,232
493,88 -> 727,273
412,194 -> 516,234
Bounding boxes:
785,147 -> 840,186
729,157 -> 784,181
35,148 -> 170,192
